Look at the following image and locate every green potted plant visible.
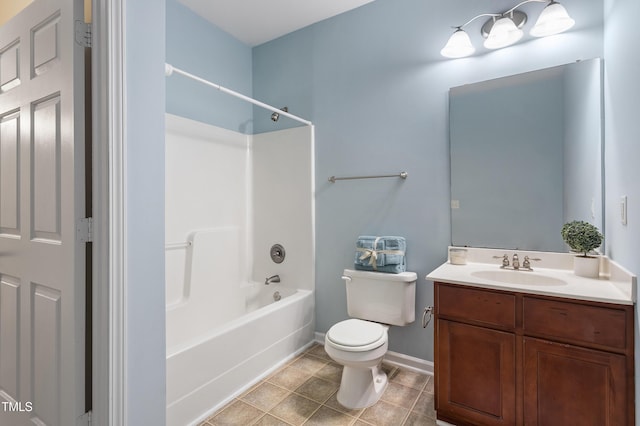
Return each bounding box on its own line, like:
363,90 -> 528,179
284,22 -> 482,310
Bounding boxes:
561,220 -> 603,278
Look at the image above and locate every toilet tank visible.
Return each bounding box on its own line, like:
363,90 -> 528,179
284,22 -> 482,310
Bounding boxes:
342,269 -> 417,326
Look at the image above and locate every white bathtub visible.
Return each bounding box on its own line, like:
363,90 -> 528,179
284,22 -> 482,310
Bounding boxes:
165,120 -> 316,425
166,283 -> 314,426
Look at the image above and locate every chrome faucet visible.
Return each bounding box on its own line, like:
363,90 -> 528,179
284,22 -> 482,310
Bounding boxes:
495,253 -> 541,271
265,274 -> 280,285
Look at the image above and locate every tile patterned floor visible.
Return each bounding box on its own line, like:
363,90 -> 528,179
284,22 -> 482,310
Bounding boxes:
199,344 -> 436,426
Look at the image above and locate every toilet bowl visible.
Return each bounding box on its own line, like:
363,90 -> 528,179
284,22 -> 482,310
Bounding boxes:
325,319 -> 390,409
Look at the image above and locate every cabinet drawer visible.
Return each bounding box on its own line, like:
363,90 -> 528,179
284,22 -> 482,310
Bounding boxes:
437,283 -> 516,329
523,297 -> 629,350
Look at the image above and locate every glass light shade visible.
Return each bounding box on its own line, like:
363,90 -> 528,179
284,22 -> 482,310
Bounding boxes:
484,16 -> 523,49
440,29 -> 475,58
530,1 -> 575,37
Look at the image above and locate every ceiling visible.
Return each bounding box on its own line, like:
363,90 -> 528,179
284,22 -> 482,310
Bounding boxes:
176,0 -> 377,46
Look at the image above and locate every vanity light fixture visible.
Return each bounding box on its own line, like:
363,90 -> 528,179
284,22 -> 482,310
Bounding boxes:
440,0 -> 575,59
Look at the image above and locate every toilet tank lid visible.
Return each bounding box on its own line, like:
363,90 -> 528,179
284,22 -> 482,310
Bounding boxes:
343,269 -> 417,282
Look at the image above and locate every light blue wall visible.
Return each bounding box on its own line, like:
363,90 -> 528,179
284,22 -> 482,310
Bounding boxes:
603,0 -> 640,420
165,0 -> 253,133
253,0 -> 603,360
125,0 -> 166,424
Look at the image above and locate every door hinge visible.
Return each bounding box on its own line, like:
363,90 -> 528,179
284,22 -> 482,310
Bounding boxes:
75,21 -> 92,48
77,217 -> 93,243
77,410 -> 92,426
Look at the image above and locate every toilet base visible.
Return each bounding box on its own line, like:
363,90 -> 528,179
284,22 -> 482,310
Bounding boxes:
336,363 -> 388,409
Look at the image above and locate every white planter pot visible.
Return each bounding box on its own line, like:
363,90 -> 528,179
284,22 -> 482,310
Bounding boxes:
573,256 -> 600,278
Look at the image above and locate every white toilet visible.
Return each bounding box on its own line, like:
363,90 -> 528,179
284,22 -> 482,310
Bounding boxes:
324,268 -> 417,409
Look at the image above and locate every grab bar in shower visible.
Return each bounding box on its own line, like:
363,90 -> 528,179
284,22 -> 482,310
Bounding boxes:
328,171 -> 408,183
165,241 -> 192,250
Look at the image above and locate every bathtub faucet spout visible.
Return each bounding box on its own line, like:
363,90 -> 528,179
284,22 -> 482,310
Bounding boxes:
265,275 -> 280,285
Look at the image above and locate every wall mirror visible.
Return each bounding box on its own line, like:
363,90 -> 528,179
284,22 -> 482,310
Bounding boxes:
449,58 -> 603,252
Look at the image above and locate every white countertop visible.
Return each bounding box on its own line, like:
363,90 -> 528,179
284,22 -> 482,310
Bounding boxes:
426,247 -> 636,305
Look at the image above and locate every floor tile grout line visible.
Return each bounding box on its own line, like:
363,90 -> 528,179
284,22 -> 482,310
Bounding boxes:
264,378 -> 310,394
254,410 -> 296,426
238,382 -> 292,414
400,385 -> 425,426
264,371 -> 340,400
297,399 -> 324,426
246,377 -> 345,415
206,397 -> 267,425
289,388 -> 337,406
388,371 -> 430,393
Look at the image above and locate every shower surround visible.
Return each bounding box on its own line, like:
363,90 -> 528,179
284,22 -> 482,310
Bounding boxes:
164,114 -> 315,425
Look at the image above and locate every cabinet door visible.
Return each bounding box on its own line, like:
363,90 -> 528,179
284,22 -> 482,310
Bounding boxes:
523,337 -> 628,426
436,320 -> 516,426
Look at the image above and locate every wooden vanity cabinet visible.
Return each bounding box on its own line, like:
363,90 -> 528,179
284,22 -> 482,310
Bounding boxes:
434,282 -> 634,426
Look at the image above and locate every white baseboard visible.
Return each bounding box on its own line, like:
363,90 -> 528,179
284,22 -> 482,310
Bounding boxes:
314,332 -> 433,376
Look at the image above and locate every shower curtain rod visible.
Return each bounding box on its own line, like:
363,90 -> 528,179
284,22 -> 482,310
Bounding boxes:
165,63 -> 313,126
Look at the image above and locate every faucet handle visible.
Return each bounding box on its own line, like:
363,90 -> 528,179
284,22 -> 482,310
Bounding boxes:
493,254 -> 510,268
522,256 -> 541,270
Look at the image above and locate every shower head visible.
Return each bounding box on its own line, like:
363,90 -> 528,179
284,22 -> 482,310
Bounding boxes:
271,106 -> 288,122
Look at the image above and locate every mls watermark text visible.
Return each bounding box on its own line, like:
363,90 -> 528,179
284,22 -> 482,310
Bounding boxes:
2,401 -> 33,412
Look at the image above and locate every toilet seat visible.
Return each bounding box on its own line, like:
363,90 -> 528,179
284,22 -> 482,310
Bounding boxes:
326,319 -> 387,352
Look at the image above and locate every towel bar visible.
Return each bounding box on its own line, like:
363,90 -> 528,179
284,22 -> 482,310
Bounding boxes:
328,171 -> 408,183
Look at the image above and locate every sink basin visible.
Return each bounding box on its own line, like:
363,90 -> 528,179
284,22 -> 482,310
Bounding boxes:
471,269 -> 567,286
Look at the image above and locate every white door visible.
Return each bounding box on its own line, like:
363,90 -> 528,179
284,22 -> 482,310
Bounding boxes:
0,0 -> 87,425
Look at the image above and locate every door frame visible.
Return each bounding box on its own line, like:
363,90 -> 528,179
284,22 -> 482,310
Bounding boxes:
91,0 -> 126,424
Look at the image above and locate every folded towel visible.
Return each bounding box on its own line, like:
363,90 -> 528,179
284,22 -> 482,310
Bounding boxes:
354,236 -> 406,273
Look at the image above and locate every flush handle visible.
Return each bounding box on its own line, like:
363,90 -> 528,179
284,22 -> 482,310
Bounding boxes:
422,306 -> 434,328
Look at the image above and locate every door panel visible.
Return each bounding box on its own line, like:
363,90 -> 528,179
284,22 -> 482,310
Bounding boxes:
0,111 -> 20,234
0,275 -> 20,397
0,40 -> 21,92
0,0 -> 86,425
32,94 -> 61,241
